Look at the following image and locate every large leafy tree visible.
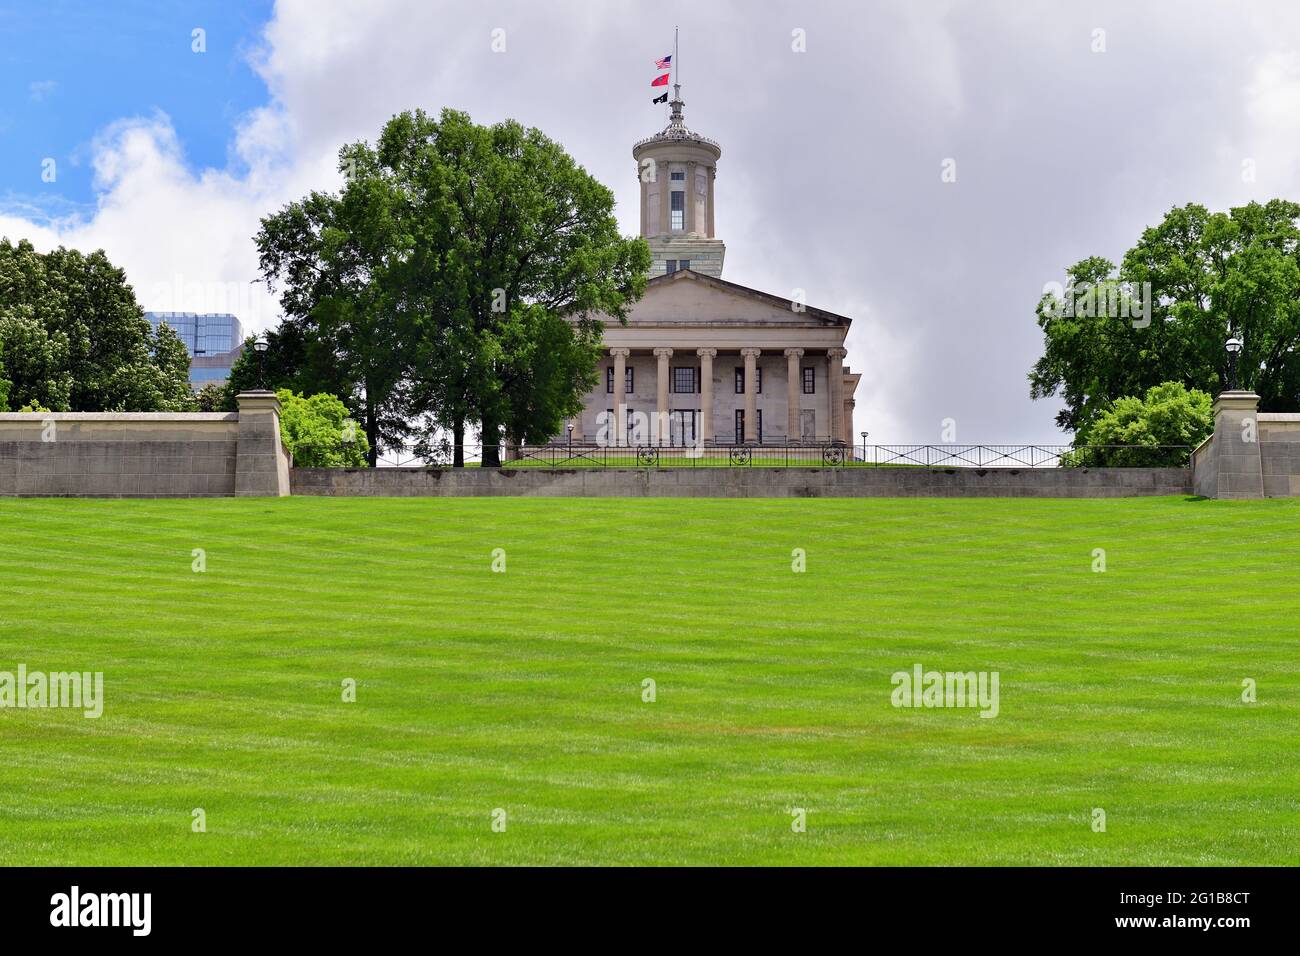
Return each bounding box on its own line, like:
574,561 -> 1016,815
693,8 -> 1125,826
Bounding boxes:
0,238 -> 194,411
1031,200 -> 1300,438
378,108 -> 649,466
254,147 -> 414,465
253,110 -> 648,466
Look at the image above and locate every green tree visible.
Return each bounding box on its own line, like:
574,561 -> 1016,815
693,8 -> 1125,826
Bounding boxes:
1031,200 -> 1300,435
254,146 -> 413,466
378,109 -> 649,466
149,321 -> 198,411
0,238 -> 190,411
0,337 -> 8,412
1064,382 -> 1212,467
195,382 -> 227,412
275,388 -> 369,467
0,307 -> 73,410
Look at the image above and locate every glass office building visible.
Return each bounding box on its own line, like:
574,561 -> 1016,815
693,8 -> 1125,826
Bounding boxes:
145,312 -> 244,389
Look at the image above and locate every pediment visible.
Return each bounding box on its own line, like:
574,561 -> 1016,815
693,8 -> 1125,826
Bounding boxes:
612,271 -> 851,329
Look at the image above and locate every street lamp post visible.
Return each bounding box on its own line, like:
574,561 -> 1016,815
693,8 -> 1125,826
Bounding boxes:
566,421 -> 574,455
860,431 -> 869,464
252,337 -> 269,390
1226,335 -> 1243,391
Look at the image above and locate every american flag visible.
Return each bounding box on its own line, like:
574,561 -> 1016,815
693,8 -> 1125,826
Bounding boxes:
655,55 -> 671,69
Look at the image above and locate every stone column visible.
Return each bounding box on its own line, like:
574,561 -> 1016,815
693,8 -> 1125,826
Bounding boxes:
784,348 -> 804,443
828,348 -> 847,444
235,390 -> 290,497
707,166 -> 716,238
611,348 -> 630,447
654,347 -> 673,446
697,348 -> 716,444
741,348 -> 761,444
1203,390 -> 1264,499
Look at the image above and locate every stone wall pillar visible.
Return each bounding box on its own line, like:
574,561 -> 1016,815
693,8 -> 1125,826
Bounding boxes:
741,348 -> 761,444
611,348 -> 630,447
1202,390 -> 1264,499
235,390 -> 291,497
654,347 -> 673,446
785,348 -> 804,442
697,348 -> 716,444
828,348 -> 847,444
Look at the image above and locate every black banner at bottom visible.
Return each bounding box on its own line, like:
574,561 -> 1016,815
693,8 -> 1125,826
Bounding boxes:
0,866 -> 1288,942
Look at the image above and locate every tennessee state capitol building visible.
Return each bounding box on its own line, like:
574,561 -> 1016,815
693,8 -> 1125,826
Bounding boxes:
570,83 -> 860,448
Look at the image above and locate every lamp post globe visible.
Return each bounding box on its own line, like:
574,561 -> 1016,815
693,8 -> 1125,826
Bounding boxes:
1226,336 -> 1243,390
252,337 -> 269,390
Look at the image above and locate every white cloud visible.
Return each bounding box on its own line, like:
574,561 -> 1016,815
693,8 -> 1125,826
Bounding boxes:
5,0 -> 1300,441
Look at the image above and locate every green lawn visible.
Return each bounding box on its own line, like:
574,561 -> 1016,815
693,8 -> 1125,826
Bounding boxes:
0,495 -> 1297,866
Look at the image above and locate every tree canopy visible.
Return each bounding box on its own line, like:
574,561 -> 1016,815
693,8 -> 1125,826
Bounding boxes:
0,238 -> 195,412
1031,200 -> 1300,438
252,108 -> 649,466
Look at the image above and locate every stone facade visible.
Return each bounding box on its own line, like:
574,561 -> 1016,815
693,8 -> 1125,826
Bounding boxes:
0,391 -> 291,498
577,272 -> 860,447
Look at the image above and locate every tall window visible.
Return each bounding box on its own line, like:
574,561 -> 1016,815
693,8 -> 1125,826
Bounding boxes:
802,367 -> 815,394
734,367 -> 762,393
607,366 -> 634,393
670,191 -> 684,230
672,367 -> 698,393
670,171 -> 685,181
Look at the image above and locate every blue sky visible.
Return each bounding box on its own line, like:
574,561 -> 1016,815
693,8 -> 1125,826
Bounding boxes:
0,0 -> 272,219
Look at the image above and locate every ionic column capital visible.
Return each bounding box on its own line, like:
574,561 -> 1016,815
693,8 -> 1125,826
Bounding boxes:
740,347 -> 762,359
609,347 -> 631,358
783,347 -> 805,359
696,348 -> 718,358
827,347 -> 848,360
653,347 -> 674,358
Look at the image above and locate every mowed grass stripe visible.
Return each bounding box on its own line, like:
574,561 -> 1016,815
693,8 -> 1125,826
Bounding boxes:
0,495 -> 1297,865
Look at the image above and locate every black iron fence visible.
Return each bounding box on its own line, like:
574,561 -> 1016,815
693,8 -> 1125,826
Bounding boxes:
374,443 -> 1193,469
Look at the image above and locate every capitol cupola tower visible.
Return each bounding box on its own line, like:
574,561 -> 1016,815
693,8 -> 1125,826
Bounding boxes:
632,78 -> 725,279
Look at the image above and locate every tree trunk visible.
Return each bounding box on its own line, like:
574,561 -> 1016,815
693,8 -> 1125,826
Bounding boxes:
365,402 -> 379,467
481,413 -> 501,467
452,417 -> 465,468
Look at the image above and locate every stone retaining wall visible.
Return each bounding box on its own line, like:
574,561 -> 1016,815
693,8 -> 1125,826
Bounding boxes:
292,465 -> 1192,498
0,392 -> 291,498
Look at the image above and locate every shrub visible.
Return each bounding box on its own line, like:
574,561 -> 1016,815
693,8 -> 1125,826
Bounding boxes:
275,389 -> 369,467
1064,382 -> 1212,467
